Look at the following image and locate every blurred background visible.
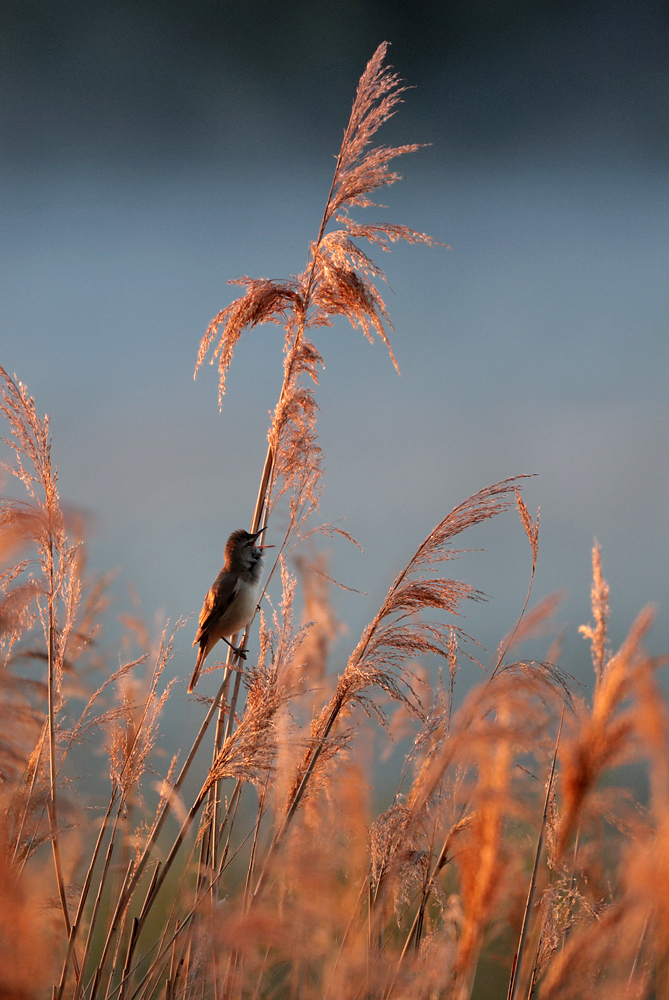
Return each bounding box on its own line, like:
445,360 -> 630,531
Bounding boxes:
1,0 -> 668,736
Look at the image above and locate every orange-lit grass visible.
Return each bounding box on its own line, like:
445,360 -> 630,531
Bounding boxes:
0,42 -> 667,1000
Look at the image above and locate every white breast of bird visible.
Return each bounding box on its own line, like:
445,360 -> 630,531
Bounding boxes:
215,579 -> 259,641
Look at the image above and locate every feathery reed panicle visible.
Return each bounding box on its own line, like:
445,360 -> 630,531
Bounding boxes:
529,556 -> 668,999
579,540 -> 610,684
341,477 -> 526,709
196,279 -> 303,407
421,666 -> 565,994
107,624 -> 180,802
492,489 -> 541,677
58,622 -> 183,1000
557,581 -> 656,861
261,478 -> 528,894
0,502 -> 45,791
195,42 -> 434,397
0,366 -> 85,938
195,43 -> 440,571
0,369 -> 81,673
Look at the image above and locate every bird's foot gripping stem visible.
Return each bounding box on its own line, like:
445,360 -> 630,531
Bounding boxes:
224,639 -> 247,660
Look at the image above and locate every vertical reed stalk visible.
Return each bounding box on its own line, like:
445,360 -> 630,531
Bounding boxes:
47,603 -> 71,934
507,711 -> 563,1000
88,671 -> 234,1000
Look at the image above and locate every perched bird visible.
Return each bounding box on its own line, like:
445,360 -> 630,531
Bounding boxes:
188,527 -> 270,693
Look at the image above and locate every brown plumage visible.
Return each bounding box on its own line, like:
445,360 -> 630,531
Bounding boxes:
188,528 -> 269,693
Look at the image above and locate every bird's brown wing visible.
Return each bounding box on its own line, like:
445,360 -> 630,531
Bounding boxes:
193,570 -> 240,646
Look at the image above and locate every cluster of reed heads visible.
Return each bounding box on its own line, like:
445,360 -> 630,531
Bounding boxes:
1,42 -> 668,1000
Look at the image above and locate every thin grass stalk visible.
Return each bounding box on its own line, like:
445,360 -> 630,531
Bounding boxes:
78,713 -> 166,999
135,828 -> 209,1000
108,832 -> 141,1000
135,786 -> 209,933
244,778 -> 269,913
200,683 -> 234,879
118,821 -> 260,1000
73,808 -> 130,1000
224,668 -> 243,744
118,866 -> 163,1000
47,604 -> 72,934
187,659 -> 234,962
171,940 -> 193,1000
88,672 -> 233,1000
554,824 -> 582,957
196,810 -> 213,897
217,780 -> 243,876
491,494 -> 539,681
490,569 -> 535,681
250,948 -> 271,1000
626,912 -> 650,997
131,771 -> 248,974
150,833 -> 203,987
223,778 -> 279,1000
182,653 -> 243,989
374,889 -> 431,1000
75,658 -> 178,999
119,919 -> 140,1000
322,876 -> 369,1000
406,907 -> 424,962
57,793 -> 119,999
86,857 -> 136,1000
186,804 -> 215,1000
167,941 -> 179,1000
398,822 -> 455,966
136,968 -> 167,1000
106,867 -> 139,1000
223,945 -> 240,1000
12,718 -> 48,868
524,841 -> 565,998
210,661 -> 234,875
212,935 -> 222,1000
507,710 -> 564,1000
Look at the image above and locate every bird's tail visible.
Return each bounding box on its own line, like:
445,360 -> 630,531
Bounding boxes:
188,642 -> 207,693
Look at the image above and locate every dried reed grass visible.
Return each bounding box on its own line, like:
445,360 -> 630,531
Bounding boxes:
0,43 -> 666,1000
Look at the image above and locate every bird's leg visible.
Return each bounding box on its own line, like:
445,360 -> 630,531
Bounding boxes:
223,638 -> 247,660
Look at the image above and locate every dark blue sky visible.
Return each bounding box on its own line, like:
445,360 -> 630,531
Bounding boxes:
1,0 -> 667,167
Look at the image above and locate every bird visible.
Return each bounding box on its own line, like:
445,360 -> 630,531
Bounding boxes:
188,527 -> 271,693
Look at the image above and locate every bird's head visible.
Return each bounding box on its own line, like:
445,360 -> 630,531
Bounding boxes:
224,527 -> 273,574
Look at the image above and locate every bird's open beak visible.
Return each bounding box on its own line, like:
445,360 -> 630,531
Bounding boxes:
250,526 -> 275,549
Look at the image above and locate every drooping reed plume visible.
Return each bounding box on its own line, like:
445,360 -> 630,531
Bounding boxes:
195,42 -> 439,540
0,366 -> 84,941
